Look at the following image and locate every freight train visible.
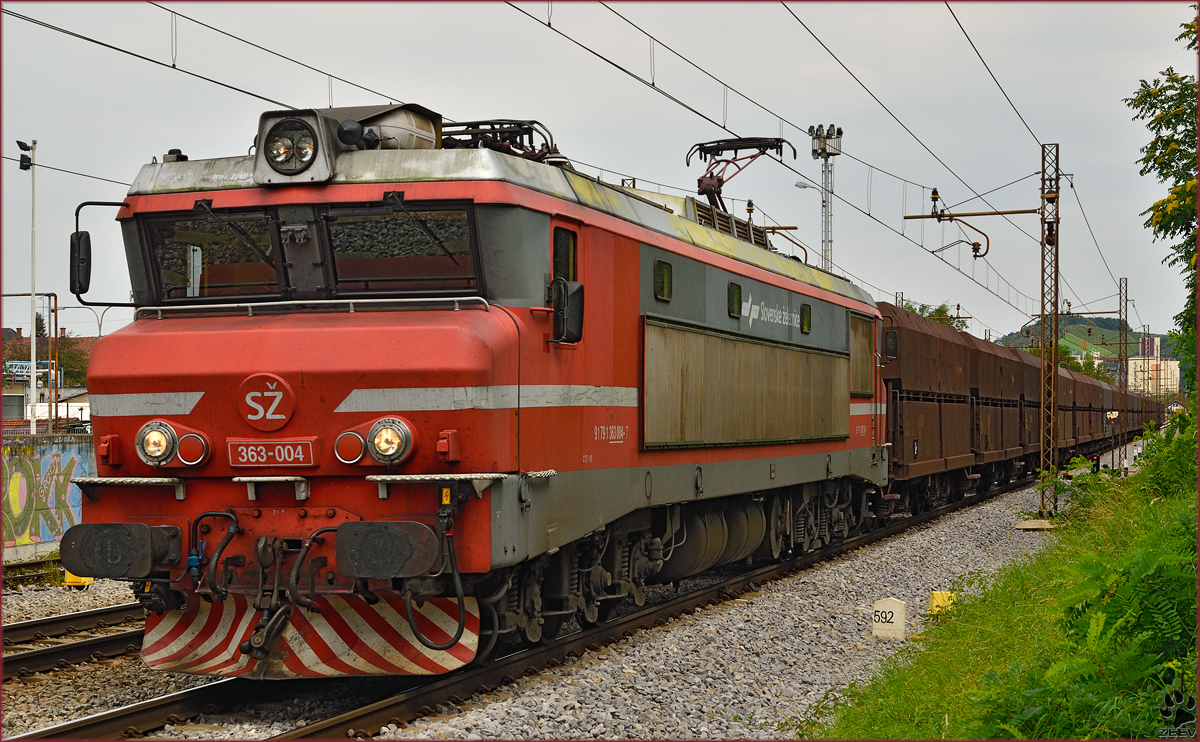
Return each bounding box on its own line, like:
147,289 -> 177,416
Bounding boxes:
61,104 -> 1162,679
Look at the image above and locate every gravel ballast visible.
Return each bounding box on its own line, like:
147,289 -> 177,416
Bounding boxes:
2,579 -> 134,624
374,482 -> 1055,740
1,655 -> 217,737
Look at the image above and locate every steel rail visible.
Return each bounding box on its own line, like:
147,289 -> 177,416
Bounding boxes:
3,558 -> 65,586
272,477 -> 1037,739
3,603 -> 144,645
7,678 -> 333,741
14,475 -> 1040,739
3,629 -> 144,681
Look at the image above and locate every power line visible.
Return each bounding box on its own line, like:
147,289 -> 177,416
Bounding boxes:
509,2 -> 1036,316
1064,178 -> 1120,288
1,8 -> 294,109
946,171 -> 1038,209
780,3 -> 1135,322
147,2 -> 407,108
2,156 -> 131,186
598,2 -> 932,191
944,2 -> 1040,145
779,4 -> 1047,248
780,5 -> 984,205
939,4 -> 1135,321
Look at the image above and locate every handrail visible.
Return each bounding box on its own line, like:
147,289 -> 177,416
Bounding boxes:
133,295 -> 490,320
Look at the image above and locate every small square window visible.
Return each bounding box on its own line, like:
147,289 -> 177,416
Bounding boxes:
654,260 -> 672,302
800,303 -> 812,334
553,228 -> 577,281
728,282 -> 742,318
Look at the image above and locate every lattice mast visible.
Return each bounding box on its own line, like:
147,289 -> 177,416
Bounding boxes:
1118,276 -> 1128,469
1038,144 -> 1060,517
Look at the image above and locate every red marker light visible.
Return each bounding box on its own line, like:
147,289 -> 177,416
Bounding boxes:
335,431 -> 365,464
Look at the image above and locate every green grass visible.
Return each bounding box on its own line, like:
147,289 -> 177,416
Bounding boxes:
783,415 -> 1198,739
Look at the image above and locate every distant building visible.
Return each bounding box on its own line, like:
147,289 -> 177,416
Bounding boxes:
1140,336 -> 1161,358
1129,356 -> 1181,397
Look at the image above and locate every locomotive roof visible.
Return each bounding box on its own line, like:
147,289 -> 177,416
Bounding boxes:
128,149 -> 875,307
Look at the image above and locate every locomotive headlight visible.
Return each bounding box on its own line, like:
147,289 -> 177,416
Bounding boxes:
136,421 -> 178,466
263,119 -> 318,175
368,418 -> 413,464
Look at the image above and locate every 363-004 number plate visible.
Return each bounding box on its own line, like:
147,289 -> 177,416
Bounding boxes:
229,440 -> 315,467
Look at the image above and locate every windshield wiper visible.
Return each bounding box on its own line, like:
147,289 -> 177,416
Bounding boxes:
386,193 -> 459,266
193,200 -> 275,268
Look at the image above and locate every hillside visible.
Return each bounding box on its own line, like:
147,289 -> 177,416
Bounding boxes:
995,316 -> 1178,361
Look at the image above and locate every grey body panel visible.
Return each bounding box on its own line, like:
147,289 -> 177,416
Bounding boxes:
491,446 -> 888,568
639,244 -> 849,354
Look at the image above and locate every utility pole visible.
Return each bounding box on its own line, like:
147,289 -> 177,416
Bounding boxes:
1038,143 -> 1060,517
18,139 -> 37,434
808,124 -> 842,272
1118,277 -> 1128,470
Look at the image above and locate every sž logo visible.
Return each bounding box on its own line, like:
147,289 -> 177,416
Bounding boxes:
237,373 -> 295,432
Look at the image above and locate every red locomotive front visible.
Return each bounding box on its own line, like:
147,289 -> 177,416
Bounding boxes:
63,105 -> 889,678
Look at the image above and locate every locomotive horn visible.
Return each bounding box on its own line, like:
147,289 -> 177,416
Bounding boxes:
337,119 -> 363,145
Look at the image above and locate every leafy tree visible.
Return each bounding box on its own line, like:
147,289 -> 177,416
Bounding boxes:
57,334 -> 89,387
34,312 -> 47,338
1124,9 -> 1197,392
1058,343 -> 1083,372
1,331 -> 90,388
900,300 -> 969,331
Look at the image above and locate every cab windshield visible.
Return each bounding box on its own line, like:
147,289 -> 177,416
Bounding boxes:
323,205 -> 478,295
139,200 -> 481,303
145,213 -> 278,300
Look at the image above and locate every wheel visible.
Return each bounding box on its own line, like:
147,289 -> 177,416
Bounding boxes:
470,603 -> 501,666
579,600 -> 613,629
537,614 -> 563,644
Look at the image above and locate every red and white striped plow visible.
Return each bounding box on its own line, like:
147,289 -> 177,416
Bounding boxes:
141,590 -> 479,679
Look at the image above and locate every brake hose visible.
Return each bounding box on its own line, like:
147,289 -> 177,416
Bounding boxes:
404,534 -> 467,651
288,526 -> 339,610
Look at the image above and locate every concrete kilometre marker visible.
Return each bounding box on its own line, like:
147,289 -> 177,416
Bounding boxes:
872,597 -> 906,639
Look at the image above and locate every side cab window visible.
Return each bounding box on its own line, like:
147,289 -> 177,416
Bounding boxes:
553,227 -> 577,282
548,223 -> 584,343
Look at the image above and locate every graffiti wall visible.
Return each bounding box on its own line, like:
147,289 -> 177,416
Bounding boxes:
3,435 -> 94,562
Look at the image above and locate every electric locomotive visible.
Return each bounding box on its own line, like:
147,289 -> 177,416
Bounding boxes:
62,104 -> 890,678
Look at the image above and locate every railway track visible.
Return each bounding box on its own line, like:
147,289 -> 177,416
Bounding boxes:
11,475 -> 1035,740
3,558 -> 66,587
3,603 -> 146,681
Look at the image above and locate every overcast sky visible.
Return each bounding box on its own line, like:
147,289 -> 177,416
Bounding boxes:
2,2 -> 1194,342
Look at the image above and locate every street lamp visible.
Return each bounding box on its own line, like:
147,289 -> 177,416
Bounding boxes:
60,305 -> 117,337
806,124 -> 842,272
18,139 -> 37,433
794,182 -> 826,267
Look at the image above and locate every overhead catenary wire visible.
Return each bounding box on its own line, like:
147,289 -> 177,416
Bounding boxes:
944,2 -> 1040,145
1064,177 -> 1121,289
2,156 -> 132,186
146,2 -> 409,108
15,2 -> 1058,326
939,4 -> 1131,317
780,3 -> 1133,322
598,1 -> 933,190
751,202 -> 1001,338
945,171 -> 1038,210
1,8 -> 294,109
509,2 -> 1037,316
